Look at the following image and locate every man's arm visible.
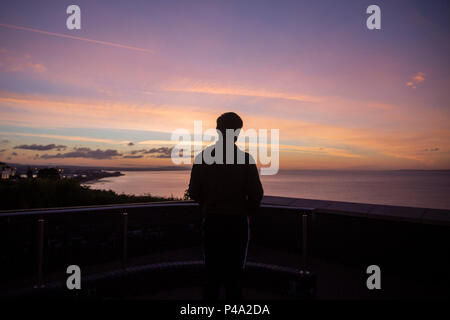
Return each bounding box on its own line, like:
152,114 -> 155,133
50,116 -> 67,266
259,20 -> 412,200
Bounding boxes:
188,162 -> 202,203
246,162 -> 263,217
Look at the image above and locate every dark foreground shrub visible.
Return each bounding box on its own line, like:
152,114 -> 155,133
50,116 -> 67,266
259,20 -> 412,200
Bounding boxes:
0,178 -> 177,210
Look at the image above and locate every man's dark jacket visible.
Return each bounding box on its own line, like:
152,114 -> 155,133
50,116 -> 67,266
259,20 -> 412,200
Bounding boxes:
188,143 -> 264,217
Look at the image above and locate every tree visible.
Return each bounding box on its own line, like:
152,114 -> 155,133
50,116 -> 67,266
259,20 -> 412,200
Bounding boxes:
183,188 -> 192,200
37,168 -> 60,180
26,166 -> 33,179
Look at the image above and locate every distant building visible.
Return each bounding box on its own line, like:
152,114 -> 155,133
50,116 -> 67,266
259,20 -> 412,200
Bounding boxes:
1,162 -> 16,179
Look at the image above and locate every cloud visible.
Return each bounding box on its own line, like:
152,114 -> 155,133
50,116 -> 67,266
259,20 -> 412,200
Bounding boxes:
0,92 -> 216,133
423,147 -> 439,152
129,147 -> 173,158
0,48 -> 46,73
0,149 -> 5,153
37,146 -> 172,160
129,149 -> 146,155
11,152 -> 17,156
14,144 -> 67,151
1,91 -> 448,169
0,130 -> 128,145
41,147 -> 122,160
0,23 -> 153,54
128,142 -> 134,146
1,139 -> 9,144
123,154 -> 143,159
164,79 -> 323,103
142,147 -> 173,156
406,72 -> 425,89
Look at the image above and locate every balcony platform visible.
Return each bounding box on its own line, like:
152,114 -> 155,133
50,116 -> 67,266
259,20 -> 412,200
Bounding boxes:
1,196 -> 449,299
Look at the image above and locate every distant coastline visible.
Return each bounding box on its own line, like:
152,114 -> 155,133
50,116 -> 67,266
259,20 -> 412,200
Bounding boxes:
77,170 -> 124,184
9,163 -> 190,172
4,162 -> 450,174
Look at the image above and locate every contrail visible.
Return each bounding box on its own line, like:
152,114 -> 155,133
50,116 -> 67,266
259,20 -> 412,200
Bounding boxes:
0,23 -> 153,54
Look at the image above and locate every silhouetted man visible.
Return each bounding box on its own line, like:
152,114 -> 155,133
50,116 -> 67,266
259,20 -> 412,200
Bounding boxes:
188,112 -> 264,300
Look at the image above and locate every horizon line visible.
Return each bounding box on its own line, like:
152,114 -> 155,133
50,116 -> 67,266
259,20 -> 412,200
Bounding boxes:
3,161 -> 450,172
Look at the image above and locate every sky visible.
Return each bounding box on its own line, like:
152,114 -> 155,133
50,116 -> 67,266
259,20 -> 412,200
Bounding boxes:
0,0 -> 449,170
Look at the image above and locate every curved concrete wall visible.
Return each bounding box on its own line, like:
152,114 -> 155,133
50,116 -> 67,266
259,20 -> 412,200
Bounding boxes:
254,195 -> 450,298
261,195 -> 450,226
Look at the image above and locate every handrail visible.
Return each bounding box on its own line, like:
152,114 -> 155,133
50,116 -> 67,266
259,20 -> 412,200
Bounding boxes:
1,202 -> 315,289
0,201 -> 314,217
0,201 -> 199,217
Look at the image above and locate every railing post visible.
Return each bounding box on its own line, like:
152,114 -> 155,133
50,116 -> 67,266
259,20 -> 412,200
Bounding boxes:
301,211 -> 308,270
122,212 -> 128,270
36,216 -> 45,288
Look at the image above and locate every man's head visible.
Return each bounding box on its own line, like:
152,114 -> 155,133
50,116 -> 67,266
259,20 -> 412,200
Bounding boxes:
216,112 -> 243,139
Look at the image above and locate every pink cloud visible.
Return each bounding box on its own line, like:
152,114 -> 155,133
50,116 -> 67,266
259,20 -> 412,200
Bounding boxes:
0,48 -> 46,73
406,72 -> 425,89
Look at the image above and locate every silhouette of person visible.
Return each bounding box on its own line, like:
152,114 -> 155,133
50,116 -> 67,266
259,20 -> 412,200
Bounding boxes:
188,112 -> 264,301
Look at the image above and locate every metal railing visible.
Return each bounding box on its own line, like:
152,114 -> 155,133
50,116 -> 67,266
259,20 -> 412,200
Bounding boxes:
0,202 -> 314,289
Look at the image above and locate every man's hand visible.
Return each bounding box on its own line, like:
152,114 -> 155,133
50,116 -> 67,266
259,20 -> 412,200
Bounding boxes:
248,216 -> 254,240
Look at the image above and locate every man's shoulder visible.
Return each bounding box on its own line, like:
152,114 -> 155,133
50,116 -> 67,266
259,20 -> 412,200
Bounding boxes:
236,148 -> 256,165
193,145 -> 256,165
193,145 -> 215,165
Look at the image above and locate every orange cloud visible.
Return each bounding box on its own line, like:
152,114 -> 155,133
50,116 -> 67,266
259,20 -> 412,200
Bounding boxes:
0,91 -> 217,133
1,91 -> 449,169
0,131 -> 129,145
164,78 -> 323,103
406,72 -> 425,89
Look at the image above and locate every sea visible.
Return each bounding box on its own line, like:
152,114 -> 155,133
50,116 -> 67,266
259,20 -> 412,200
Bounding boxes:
83,170 -> 450,210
